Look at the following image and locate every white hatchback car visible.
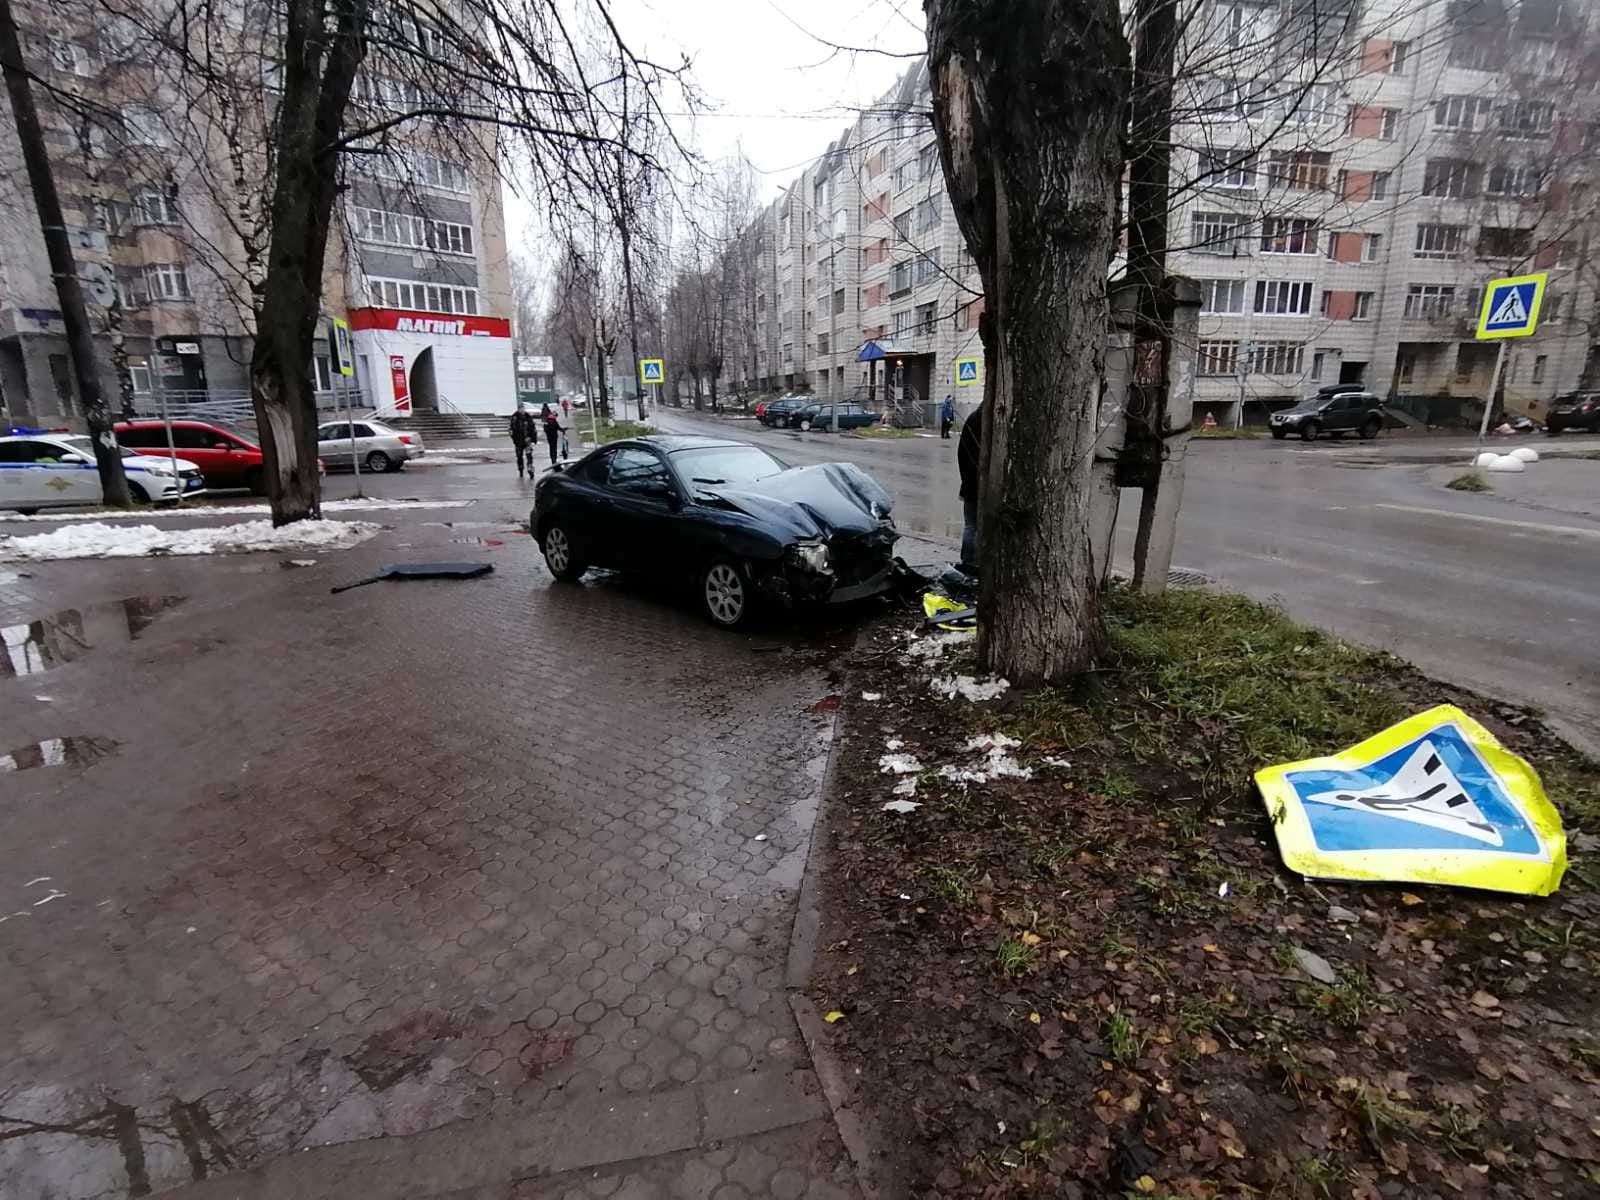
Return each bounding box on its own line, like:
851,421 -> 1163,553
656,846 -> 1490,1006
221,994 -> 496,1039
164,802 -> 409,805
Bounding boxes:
0,433 -> 206,513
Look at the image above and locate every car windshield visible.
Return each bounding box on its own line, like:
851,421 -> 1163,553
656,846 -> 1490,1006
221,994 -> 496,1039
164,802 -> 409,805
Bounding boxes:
61,435 -> 138,460
671,445 -> 785,487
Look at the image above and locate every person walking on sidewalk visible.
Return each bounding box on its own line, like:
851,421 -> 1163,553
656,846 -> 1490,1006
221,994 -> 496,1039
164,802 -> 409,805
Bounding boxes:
541,402 -> 564,468
510,403 -> 537,478
939,394 -> 956,439
957,399 -> 984,573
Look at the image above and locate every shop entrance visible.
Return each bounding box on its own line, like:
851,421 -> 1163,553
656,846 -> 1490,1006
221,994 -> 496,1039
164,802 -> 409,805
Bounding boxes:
409,347 -> 439,411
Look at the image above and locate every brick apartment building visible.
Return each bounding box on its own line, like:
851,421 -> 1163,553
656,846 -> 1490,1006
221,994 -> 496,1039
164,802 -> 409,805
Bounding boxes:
737,0 -> 1599,428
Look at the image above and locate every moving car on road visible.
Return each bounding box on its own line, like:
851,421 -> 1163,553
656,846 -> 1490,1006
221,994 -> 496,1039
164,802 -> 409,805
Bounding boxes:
1269,391 -> 1386,441
791,402 -> 881,432
0,433 -> 205,512
531,435 -> 899,629
1545,392 -> 1600,435
315,420 -> 423,472
115,419 -> 271,492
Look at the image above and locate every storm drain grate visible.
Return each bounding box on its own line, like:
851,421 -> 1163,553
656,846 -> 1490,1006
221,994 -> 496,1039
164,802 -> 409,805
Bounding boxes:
1167,568 -> 1212,588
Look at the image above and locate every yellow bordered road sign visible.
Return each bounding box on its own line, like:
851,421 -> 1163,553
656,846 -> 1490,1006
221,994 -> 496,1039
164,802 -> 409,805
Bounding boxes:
1475,273 -> 1546,340
639,358 -> 665,385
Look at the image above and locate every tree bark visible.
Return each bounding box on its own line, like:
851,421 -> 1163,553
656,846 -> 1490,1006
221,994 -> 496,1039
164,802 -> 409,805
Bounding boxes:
927,0 -> 1130,684
0,0 -> 129,505
250,0 -> 369,525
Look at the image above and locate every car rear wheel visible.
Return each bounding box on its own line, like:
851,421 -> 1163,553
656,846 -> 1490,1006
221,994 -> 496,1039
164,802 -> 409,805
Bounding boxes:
1300,420 -> 1321,442
701,560 -> 751,629
1359,417 -> 1381,440
799,419 -> 813,431
542,522 -> 585,582
365,450 -> 391,473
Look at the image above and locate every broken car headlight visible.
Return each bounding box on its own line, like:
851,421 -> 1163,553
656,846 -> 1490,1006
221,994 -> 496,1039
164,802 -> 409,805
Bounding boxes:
790,541 -> 832,573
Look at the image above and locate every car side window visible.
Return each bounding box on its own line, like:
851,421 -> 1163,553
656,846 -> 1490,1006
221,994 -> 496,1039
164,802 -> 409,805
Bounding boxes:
320,424 -> 347,441
608,447 -> 671,496
117,427 -> 158,447
353,424 -> 376,438
171,426 -> 216,449
573,449 -> 615,483
0,441 -> 52,463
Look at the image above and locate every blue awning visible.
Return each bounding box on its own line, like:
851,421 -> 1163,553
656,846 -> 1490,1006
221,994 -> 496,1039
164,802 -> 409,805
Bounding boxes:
857,341 -> 887,362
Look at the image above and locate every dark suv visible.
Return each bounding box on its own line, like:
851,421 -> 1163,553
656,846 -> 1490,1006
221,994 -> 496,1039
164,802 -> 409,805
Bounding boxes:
1269,391 -> 1386,441
1545,392 -> 1600,435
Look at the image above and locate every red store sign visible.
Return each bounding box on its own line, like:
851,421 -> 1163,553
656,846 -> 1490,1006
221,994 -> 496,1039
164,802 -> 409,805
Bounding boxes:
390,355 -> 411,414
350,307 -> 511,338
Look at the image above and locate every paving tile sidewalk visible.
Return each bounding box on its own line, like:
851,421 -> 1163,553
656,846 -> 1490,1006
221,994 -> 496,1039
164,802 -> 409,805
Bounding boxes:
0,508 -> 859,1197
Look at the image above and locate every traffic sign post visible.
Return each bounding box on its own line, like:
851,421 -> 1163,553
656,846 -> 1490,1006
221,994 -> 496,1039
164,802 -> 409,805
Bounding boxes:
954,356 -> 980,387
1472,273 -> 1546,454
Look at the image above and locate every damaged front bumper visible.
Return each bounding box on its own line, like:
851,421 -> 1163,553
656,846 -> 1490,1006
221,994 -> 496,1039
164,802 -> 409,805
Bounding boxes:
756,527 -> 898,610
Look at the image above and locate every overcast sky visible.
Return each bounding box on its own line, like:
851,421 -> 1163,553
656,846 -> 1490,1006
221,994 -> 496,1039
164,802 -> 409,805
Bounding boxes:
505,0 -> 924,246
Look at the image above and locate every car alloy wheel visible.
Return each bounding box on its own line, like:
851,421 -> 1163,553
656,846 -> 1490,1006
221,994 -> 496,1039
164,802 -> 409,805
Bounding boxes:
1300,420 -> 1320,441
543,524 -> 583,582
799,419 -> 813,431
365,450 -> 391,472
702,561 -> 748,628
1359,417 -> 1381,440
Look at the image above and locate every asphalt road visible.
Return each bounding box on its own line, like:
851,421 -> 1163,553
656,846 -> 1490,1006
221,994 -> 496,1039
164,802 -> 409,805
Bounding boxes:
644,410 -> 1600,751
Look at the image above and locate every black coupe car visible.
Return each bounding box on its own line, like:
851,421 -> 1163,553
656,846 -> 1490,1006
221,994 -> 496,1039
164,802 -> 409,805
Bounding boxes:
530,436 -> 899,628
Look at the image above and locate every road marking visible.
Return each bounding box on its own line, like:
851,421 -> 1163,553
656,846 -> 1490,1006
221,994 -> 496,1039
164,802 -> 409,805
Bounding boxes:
1373,503 -> 1600,540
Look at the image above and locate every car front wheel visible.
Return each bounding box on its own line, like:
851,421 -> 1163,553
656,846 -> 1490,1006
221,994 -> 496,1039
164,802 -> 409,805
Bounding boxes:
799,419 -> 813,431
128,482 -> 149,503
1300,420 -> 1321,442
1359,417 -> 1381,440
1270,429 -> 1287,440
542,522 -> 585,582
700,560 -> 751,629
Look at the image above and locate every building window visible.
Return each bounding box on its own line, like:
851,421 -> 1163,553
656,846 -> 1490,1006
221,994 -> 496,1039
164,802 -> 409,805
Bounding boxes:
1389,39 -> 1411,73
1413,224 -> 1466,259
890,260 -> 914,296
1423,159 -> 1481,199
366,276 -> 480,315
313,356 -> 333,391
1498,100 -> 1555,139
1379,108 -> 1400,140
360,151 -> 471,194
1486,163 -> 1542,198
1311,351 -> 1324,380
1260,216 -> 1318,254
1352,292 -> 1374,319
1434,95 -> 1492,132
355,207 -> 472,253
816,333 -> 830,355
129,362 -> 151,393
1404,284 -> 1456,318
1250,342 -> 1304,375
893,160 -> 916,192
1363,233 -> 1383,262
1199,278 -> 1247,314
1292,83 -> 1339,126
132,187 -> 179,226
1371,171 -> 1391,200
915,302 -> 938,334
913,249 -> 942,284
1197,339 -> 1239,376
1254,279 -> 1313,315
1477,226 -> 1532,258
1532,354 -> 1548,383
1266,150 -> 1331,191
1197,149 -> 1256,189
892,209 -> 912,242
832,287 -> 846,315
892,309 -> 914,336
918,142 -> 938,179
49,38 -> 95,75
122,106 -> 168,147
916,197 -> 941,233
144,262 -> 191,301
1190,210 -> 1249,255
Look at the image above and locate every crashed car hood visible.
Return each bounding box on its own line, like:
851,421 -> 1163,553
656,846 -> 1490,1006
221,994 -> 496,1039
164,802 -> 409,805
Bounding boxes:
698,462 -> 893,540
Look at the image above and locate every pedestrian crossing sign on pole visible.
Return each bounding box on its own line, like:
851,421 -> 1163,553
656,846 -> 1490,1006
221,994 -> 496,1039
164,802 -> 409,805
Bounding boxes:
639,358 -> 665,385
954,356 -> 981,386
1475,273 -> 1546,340
1255,705 -> 1567,896
331,318 -> 354,376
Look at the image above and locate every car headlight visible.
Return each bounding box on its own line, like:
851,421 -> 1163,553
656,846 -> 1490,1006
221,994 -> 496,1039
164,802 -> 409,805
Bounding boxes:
791,542 -> 831,573
143,463 -> 175,476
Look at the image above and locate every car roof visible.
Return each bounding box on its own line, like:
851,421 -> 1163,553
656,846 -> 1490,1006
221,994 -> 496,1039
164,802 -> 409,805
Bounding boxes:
633,435 -> 747,451
0,432 -> 74,443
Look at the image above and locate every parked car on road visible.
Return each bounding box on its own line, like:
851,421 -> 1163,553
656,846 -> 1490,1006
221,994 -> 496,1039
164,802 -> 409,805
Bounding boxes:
531,435 -> 899,629
1269,391 -> 1386,441
115,419 -> 272,492
791,402 -> 880,431
759,397 -> 811,428
1545,392 -> 1600,435
0,433 -> 205,512
315,420 -> 423,472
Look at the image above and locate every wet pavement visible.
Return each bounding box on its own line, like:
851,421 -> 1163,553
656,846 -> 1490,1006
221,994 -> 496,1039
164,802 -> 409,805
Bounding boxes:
0,485 -> 860,1197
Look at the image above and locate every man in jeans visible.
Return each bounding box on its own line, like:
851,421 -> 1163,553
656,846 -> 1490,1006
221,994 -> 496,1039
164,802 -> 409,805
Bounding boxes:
939,394 -> 956,439
510,403 -> 537,478
957,399 -> 984,573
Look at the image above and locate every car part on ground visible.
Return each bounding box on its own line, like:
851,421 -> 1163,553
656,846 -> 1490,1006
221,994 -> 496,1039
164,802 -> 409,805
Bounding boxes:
331,562 -> 494,593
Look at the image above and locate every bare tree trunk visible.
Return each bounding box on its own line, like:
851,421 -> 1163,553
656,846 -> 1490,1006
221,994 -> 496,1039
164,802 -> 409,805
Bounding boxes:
927,0 -> 1130,684
0,0 -> 129,505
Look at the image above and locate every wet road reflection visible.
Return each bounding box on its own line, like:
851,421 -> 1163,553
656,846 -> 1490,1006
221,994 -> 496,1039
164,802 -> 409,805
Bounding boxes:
0,597 -> 184,679
0,736 -> 119,772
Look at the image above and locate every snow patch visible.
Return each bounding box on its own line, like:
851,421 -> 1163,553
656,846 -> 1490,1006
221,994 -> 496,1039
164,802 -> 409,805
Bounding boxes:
964,733 -> 1021,752
884,738 -> 904,751
0,519 -> 380,561
904,630 -> 976,662
882,798 -> 921,814
929,674 -> 1010,703
0,497 -> 472,522
892,777 -> 919,797
878,752 -> 923,776
860,691 -> 883,702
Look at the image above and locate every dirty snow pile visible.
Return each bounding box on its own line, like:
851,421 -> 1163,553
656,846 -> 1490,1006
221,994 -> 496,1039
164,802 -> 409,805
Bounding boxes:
939,732 -> 1034,784
903,629 -> 976,662
878,750 -> 924,776
0,519 -> 380,561
929,674 -> 1010,703
0,497 -> 469,522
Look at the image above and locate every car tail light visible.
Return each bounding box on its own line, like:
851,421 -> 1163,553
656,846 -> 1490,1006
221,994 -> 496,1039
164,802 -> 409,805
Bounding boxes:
397,434 -> 414,444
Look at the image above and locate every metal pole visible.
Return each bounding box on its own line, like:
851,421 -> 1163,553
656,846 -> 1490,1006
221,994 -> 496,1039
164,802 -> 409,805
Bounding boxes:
157,362 -> 181,504
1475,341 -> 1507,458
346,365 -> 364,499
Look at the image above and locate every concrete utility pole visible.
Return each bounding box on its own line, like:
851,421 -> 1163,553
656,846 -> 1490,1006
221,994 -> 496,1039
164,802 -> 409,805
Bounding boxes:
0,0 -> 129,504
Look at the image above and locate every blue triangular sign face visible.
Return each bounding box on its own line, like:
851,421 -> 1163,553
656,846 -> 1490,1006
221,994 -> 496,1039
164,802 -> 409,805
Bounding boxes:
1283,722 -> 1540,856
1485,284 -> 1535,330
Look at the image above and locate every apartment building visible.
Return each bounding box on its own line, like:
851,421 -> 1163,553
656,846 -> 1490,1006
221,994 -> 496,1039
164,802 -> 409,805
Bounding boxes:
0,2 -> 514,428
742,0 -> 1598,427
746,65 -> 985,413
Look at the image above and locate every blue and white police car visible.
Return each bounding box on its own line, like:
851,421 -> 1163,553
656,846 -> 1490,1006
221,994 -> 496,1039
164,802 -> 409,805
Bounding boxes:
0,432 -> 206,513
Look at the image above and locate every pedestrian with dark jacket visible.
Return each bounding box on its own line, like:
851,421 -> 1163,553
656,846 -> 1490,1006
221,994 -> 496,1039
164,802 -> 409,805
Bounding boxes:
939,394 -> 956,439
541,402 -> 564,468
510,403 -> 537,477
957,400 -> 984,573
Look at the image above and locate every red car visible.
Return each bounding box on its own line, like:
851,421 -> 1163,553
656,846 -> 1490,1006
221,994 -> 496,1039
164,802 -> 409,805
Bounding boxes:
114,419 -> 281,493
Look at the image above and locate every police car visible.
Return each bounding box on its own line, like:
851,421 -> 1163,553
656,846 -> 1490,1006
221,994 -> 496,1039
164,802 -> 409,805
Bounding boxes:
0,432 -> 206,513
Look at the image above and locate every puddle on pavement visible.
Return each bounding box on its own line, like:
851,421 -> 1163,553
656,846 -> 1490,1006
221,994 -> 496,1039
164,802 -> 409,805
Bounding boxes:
0,736 -> 120,772
233,559 -> 318,574
0,596 -> 185,679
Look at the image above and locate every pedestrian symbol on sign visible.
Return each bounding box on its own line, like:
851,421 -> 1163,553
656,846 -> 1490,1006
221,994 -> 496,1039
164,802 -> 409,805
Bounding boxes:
639,358 -> 665,385
955,356 -> 980,386
1475,273 -> 1545,340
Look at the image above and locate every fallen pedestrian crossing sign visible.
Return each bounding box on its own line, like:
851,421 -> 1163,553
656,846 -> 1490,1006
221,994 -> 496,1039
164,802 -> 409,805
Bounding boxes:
1475,273 -> 1545,340
1255,705 -> 1566,896
955,356 -> 981,386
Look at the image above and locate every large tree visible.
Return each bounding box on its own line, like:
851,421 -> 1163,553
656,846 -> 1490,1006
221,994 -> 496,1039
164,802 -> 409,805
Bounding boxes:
926,0 -> 1131,683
